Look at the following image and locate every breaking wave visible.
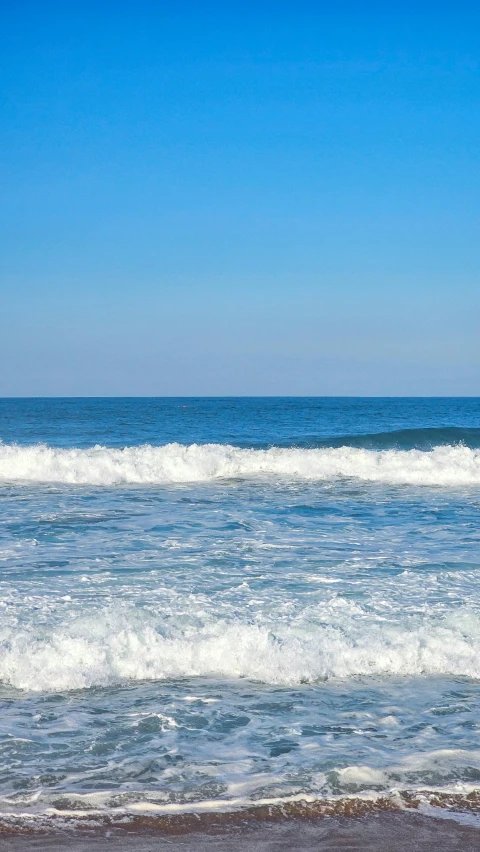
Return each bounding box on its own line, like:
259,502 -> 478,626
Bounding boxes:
322,426 -> 480,450
1,441 -> 480,486
2,607 -> 480,692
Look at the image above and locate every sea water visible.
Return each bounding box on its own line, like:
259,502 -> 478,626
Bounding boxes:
1,397 -> 480,829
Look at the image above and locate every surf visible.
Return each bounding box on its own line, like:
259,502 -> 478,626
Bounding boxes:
1,441 -> 480,486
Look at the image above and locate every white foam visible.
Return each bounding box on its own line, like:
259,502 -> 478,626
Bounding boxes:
1,441 -> 480,486
3,606 -> 480,691
2,782 -> 480,822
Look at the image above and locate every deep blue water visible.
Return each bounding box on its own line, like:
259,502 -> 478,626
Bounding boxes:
1,396 -> 480,448
1,398 -> 480,827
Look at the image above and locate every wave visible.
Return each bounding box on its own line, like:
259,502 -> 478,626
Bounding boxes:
2,607 -> 480,692
1,788 -> 480,833
1,441 -> 480,486
2,789 -> 480,838
321,426 -> 480,451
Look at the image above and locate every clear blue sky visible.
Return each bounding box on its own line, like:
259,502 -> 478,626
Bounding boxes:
1,1 -> 479,396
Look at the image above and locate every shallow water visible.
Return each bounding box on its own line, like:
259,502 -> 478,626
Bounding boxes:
1,398 -> 480,829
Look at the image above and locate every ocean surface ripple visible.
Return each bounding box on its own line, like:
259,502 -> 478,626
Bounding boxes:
1,398 -> 480,828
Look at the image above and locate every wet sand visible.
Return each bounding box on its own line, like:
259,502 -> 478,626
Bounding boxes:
1,813 -> 480,852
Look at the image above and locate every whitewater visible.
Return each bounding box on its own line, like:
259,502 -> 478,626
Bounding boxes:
1,397 -> 480,830
3,605 -> 480,693
2,440 -> 480,485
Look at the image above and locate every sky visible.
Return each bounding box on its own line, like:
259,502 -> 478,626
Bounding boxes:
1,1 -> 479,396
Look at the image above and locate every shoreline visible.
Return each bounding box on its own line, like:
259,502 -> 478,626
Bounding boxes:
1,791 -> 480,841
1,812 -> 480,852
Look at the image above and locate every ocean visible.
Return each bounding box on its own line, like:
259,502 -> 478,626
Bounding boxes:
1,397 -> 480,844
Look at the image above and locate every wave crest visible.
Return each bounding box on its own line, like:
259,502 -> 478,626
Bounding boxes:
1,442 -> 480,486
2,608 -> 480,692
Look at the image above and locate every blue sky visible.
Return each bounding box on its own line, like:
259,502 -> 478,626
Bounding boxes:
1,1 -> 479,395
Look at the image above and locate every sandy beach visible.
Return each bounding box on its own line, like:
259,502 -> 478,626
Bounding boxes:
1,813 -> 480,852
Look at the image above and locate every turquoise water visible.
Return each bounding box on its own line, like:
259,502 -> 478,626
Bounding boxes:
1,398 -> 480,827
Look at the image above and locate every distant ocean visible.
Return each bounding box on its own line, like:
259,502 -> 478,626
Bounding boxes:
1,397 -> 480,837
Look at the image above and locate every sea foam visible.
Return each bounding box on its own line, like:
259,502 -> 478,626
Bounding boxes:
2,607 -> 480,691
1,442 -> 480,486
